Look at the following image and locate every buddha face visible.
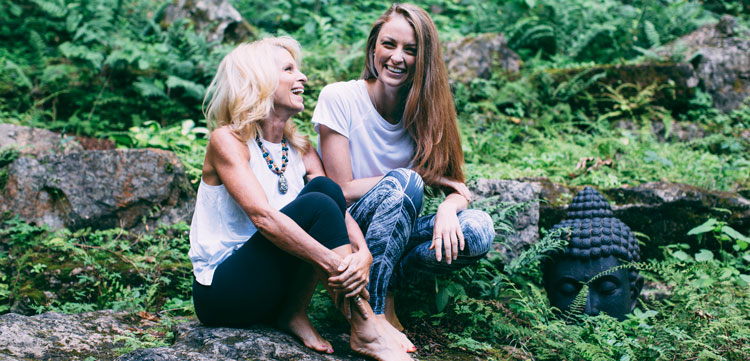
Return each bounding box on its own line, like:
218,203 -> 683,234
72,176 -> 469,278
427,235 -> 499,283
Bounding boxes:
544,255 -> 643,321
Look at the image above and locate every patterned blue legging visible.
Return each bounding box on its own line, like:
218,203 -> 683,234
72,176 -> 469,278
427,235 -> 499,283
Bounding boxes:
348,168 -> 495,314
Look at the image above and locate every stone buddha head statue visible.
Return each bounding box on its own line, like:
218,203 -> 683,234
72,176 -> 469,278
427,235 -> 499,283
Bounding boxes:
543,187 -> 644,321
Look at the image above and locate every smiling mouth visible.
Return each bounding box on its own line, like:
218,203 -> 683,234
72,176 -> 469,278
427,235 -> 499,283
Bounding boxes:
291,88 -> 304,95
385,64 -> 405,74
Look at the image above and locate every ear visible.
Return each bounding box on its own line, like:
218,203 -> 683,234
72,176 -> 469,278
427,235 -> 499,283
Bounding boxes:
630,274 -> 645,312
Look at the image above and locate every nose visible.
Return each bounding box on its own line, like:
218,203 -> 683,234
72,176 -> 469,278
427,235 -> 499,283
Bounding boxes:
391,48 -> 405,64
584,292 -> 599,316
297,70 -> 307,84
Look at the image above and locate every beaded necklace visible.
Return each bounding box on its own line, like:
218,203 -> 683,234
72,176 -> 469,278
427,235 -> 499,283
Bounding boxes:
255,133 -> 289,194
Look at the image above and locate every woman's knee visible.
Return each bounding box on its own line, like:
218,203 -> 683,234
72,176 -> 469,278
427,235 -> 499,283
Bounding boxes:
458,209 -> 495,256
303,176 -> 346,214
383,168 -> 424,213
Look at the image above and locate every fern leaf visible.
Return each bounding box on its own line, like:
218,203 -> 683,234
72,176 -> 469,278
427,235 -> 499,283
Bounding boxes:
134,78 -> 166,98
644,20 -> 660,47
3,59 -> 32,89
30,0 -> 66,18
166,75 -> 206,100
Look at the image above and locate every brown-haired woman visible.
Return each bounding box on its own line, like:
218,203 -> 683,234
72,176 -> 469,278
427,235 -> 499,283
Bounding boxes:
313,3 -> 495,347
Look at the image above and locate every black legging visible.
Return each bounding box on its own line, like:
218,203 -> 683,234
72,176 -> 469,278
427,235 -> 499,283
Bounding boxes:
192,177 -> 349,327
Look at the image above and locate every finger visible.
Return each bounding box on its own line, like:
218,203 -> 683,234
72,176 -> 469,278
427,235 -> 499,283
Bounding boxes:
329,264 -> 355,285
444,232 -> 452,264
450,231 -> 459,261
433,235 -> 442,262
337,254 -> 353,272
354,295 -> 368,320
361,288 -> 370,301
345,282 -> 366,298
457,184 -> 472,201
458,227 -> 466,252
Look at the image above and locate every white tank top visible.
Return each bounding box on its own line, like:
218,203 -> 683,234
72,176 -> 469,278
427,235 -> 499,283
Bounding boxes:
188,138 -> 306,286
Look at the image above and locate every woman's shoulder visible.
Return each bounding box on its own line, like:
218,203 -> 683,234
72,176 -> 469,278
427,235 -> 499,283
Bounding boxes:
207,126 -> 250,160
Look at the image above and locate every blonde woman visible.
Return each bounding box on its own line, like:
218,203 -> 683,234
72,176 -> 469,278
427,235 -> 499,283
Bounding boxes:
189,36 -> 411,361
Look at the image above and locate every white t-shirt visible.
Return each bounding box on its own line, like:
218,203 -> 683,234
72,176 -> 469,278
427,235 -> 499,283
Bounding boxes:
188,138 -> 306,286
312,79 -> 415,179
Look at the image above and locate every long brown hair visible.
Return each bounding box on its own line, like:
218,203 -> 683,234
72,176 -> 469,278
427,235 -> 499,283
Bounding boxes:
361,3 -> 464,184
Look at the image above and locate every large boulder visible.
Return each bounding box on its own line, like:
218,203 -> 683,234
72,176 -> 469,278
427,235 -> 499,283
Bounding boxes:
0,148 -> 195,232
0,124 -> 83,156
0,310 -> 360,360
660,15 -> 750,112
162,0 -> 255,44
470,179 -> 541,260
0,311 -> 135,359
443,33 -> 521,85
533,179 -> 750,259
0,310 -> 475,360
471,178 -> 750,260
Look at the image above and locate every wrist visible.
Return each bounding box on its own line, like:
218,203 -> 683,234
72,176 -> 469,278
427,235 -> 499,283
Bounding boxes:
438,201 -> 458,214
320,252 -> 342,275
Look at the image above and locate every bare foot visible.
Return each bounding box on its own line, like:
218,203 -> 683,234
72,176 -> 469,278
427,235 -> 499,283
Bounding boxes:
376,314 -> 416,353
385,292 -> 405,331
277,313 -> 333,354
350,317 -> 413,361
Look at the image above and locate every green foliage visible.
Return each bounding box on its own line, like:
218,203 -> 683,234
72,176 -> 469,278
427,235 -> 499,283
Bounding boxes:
418,218 -> 750,359
0,217 -> 193,316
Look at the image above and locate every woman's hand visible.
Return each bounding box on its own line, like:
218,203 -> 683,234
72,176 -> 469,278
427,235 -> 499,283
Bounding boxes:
435,176 -> 472,202
327,249 -> 372,298
430,202 -> 465,264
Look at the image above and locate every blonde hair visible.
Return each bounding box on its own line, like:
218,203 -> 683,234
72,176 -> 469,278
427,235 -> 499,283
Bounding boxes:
203,36 -> 308,152
362,3 -> 464,184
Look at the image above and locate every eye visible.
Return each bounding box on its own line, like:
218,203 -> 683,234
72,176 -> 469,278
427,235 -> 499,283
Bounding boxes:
405,47 -> 417,55
381,40 -> 395,48
598,280 -> 619,296
559,281 -> 581,297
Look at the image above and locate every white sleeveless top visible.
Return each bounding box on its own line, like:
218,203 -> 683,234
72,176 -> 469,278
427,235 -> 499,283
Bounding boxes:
189,138 -> 306,286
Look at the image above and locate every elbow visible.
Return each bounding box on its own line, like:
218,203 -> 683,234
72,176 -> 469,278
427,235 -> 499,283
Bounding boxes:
341,186 -> 360,206
249,209 -> 277,233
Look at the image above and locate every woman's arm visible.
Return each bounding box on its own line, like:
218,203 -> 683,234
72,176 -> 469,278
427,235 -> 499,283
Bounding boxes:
207,127 -> 341,274
318,124 -> 382,205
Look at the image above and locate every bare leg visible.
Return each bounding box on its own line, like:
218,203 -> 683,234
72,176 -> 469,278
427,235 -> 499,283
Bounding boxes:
385,291 -> 405,331
330,245 -> 412,361
275,264 -> 333,353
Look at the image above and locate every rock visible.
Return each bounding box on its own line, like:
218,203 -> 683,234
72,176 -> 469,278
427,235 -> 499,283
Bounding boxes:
0,311 -> 134,359
443,33 -> 521,85
535,180 -> 750,259
543,62 -> 699,113
472,178 -> 750,260
0,124 -> 83,156
661,15 -> 750,112
470,179 -> 541,260
162,0 -> 255,44
0,149 -> 195,232
615,120 -> 708,142
0,310 -> 364,360
119,322 -> 365,361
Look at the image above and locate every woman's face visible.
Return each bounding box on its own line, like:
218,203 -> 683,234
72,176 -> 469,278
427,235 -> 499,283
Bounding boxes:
372,14 -> 417,89
272,48 -> 307,116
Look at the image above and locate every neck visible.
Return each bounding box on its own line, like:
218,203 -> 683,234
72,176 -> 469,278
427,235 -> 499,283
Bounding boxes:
367,79 -> 407,124
261,113 -> 288,143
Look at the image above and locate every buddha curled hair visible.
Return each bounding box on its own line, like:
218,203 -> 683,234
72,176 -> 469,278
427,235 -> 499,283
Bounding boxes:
545,187 -> 642,291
